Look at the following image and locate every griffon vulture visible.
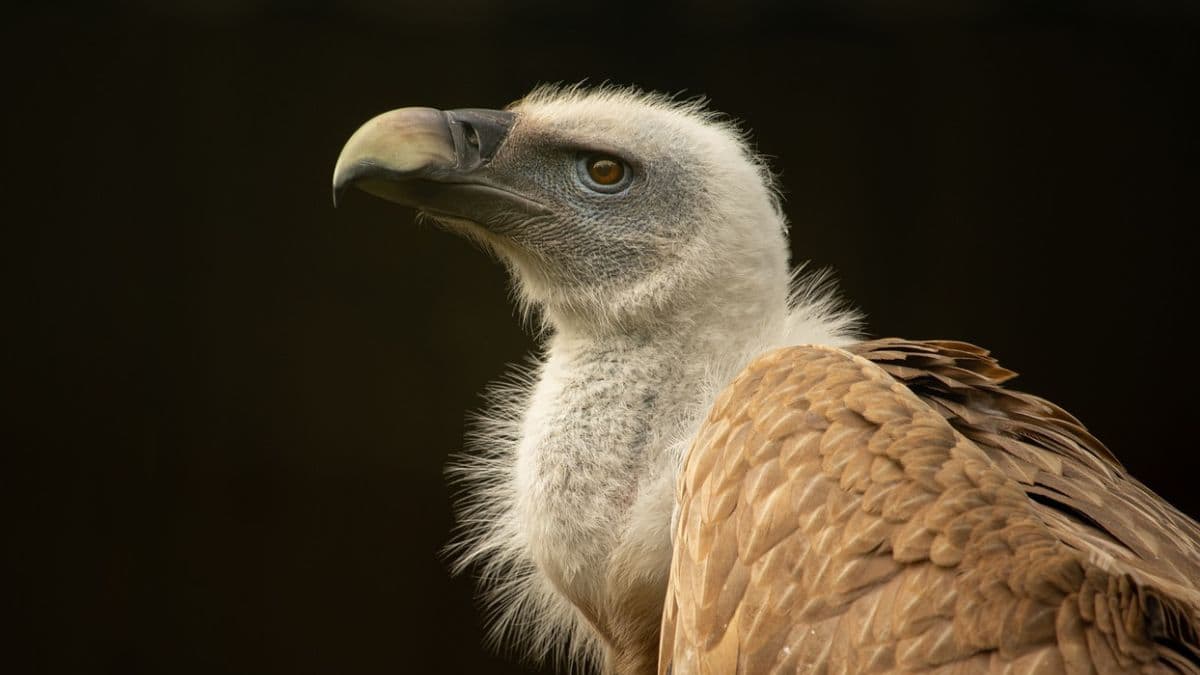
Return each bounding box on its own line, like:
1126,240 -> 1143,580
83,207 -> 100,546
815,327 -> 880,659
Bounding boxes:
332,86 -> 1200,675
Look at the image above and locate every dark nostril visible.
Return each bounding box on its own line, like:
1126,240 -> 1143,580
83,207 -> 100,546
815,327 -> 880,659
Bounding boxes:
463,122 -> 480,151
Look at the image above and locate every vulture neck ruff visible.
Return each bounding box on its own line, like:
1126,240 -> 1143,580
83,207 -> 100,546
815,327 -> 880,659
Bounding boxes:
453,271 -> 861,671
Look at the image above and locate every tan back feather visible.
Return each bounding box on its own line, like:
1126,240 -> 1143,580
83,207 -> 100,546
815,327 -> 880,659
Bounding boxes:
850,339 -> 1200,601
660,342 -> 1200,674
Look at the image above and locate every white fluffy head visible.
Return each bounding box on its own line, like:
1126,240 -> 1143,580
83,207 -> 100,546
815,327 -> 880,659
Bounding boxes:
435,84 -> 796,336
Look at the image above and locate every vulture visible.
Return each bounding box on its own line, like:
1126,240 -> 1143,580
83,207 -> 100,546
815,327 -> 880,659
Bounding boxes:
332,86 -> 1200,675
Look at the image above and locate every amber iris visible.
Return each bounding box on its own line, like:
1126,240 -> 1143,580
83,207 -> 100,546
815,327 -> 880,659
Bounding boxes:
587,157 -> 624,185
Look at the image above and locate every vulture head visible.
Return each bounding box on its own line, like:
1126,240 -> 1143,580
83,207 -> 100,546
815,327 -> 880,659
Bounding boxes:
333,87 -> 792,335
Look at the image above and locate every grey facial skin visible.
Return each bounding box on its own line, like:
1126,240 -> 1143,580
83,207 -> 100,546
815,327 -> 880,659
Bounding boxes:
333,105 -> 711,289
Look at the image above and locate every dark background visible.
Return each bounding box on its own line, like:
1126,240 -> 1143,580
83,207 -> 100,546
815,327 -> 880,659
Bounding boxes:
7,1 -> 1198,673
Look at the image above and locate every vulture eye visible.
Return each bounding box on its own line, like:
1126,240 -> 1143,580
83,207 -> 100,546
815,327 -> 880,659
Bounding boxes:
577,154 -> 631,193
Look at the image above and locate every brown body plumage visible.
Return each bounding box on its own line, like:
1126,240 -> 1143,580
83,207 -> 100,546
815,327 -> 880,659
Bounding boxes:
661,340 -> 1200,674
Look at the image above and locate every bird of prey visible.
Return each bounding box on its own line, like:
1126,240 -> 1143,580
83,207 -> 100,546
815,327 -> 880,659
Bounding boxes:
332,86 -> 1200,675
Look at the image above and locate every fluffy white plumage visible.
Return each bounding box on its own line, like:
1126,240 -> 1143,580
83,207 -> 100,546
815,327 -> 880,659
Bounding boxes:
444,85 -> 862,671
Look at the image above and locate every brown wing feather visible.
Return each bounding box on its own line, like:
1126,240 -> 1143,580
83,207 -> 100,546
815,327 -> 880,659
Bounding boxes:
660,344 -> 1200,674
849,339 -> 1200,603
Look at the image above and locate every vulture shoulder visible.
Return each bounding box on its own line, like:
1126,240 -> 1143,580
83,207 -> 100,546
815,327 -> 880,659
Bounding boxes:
660,339 -> 1200,674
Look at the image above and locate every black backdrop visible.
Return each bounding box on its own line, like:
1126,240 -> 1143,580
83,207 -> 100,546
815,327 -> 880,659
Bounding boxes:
8,2 -> 1199,673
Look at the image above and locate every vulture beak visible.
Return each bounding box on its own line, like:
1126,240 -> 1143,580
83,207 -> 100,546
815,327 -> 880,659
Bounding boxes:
332,107 -> 549,224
